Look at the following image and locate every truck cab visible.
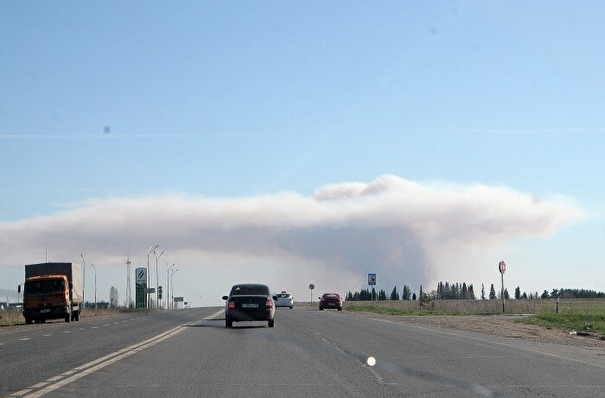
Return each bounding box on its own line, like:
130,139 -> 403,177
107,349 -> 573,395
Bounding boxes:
20,262 -> 83,324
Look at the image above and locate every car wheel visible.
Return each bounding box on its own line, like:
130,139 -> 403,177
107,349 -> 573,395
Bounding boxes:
337,307 -> 342,311
289,306 -> 293,309
225,316 -> 233,328
268,319 -> 275,327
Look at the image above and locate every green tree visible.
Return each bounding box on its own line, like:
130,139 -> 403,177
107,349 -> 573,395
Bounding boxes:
389,286 -> 400,300
402,285 -> 412,300
514,286 -> 521,299
489,284 -> 497,300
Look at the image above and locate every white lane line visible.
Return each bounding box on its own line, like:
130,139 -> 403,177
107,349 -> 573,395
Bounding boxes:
204,309 -> 224,320
9,315 -> 219,398
10,325 -> 184,398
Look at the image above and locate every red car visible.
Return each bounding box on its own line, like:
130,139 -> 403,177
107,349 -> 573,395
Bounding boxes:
319,292 -> 343,311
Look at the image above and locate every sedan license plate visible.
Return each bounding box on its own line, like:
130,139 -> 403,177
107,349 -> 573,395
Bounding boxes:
242,303 -> 259,308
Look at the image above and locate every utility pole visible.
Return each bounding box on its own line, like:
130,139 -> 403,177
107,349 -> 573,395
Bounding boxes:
166,263 -> 176,309
146,245 -> 159,309
154,250 -> 164,309
80,254 -> 86,310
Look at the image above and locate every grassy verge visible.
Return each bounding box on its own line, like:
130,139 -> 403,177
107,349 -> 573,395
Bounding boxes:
0,308 -> 148,327
0,310 -> 23,326
345,304 -> 447,316
517,312 -> 605,336
344,300 -> 605,338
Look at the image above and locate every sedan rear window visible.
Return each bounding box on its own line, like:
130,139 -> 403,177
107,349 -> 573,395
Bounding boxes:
231,285 -> 269,296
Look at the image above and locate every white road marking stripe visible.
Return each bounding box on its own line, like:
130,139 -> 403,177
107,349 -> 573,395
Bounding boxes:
10,325 -> 185,398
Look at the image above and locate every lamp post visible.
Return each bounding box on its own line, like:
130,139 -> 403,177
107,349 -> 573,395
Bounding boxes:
146,245 -> 159,308
90,263 -> 97,310
166,263 -> 176,309
170,268 -> 178,309
153,250 -> 164,309
80,254 -> 86,310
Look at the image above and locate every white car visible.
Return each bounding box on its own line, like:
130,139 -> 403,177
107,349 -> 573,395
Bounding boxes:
273,291 -> 294,309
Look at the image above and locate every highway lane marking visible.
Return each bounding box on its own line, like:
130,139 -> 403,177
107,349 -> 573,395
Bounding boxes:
7,314 -> 221,398
10,326 -> 184,397
204,309 -> 224,320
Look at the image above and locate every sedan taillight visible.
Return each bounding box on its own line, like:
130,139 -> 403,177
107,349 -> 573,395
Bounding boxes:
228,301 -> 236,309
266,297 -> 273,309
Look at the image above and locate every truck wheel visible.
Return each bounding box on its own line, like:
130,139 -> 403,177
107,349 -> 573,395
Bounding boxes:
268,319 -> 275,328
225,316 -> 233,328
25,317 -> 32,325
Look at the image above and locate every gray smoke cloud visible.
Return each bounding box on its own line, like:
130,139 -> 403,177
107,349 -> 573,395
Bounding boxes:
0,175 -> 585,305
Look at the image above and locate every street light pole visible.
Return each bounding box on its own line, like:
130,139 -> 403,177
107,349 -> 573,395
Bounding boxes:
90,263 -> 97,310
80,254 -> 86,310
166,263 -> 176,309
146,245 -> 159,308
153,250 -> 164,309
170,268 -> 178,309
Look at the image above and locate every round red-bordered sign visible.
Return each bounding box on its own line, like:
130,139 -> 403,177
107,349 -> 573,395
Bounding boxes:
498,260 -> 506,274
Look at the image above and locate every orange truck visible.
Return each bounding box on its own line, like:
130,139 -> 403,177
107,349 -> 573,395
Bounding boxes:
20,262 -> 83,324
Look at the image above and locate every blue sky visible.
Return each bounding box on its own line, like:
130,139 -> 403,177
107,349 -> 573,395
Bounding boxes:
1,1 -> 604,306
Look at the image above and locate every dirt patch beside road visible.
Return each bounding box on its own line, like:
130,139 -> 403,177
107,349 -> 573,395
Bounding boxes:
366,314 -> 605,350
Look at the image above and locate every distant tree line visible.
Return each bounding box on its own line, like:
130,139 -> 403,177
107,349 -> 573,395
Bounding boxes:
346,281 -> 475,301
346,283 -> 605,301
514,287 -> 605,299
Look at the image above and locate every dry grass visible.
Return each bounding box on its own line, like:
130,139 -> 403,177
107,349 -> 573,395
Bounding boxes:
344,299 -> 605,337
0,310 -> 23,326
0,307 -> 142,327
344,298 -> 605,315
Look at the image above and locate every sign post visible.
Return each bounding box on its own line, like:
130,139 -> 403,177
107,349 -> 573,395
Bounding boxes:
498,260 -> 506,313
309,283 -> 315,304
135,267 -> 147,309
368,273 -> 376,301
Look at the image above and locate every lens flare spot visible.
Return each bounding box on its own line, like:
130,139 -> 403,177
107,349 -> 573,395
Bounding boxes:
366,356 -> 376,366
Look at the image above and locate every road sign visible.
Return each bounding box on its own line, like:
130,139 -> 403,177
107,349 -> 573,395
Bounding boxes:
498,260 -> 507,274
135,267 -> 147,309
309,283 -> 315,290
136,267 -> 147,284
368,273 -> 376,285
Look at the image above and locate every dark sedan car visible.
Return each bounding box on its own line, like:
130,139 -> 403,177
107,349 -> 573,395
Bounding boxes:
222,283 -> 275,328
318,292 -> 343,311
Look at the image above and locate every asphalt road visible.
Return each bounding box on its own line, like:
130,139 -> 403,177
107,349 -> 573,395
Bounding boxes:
1,306 -> 603,397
